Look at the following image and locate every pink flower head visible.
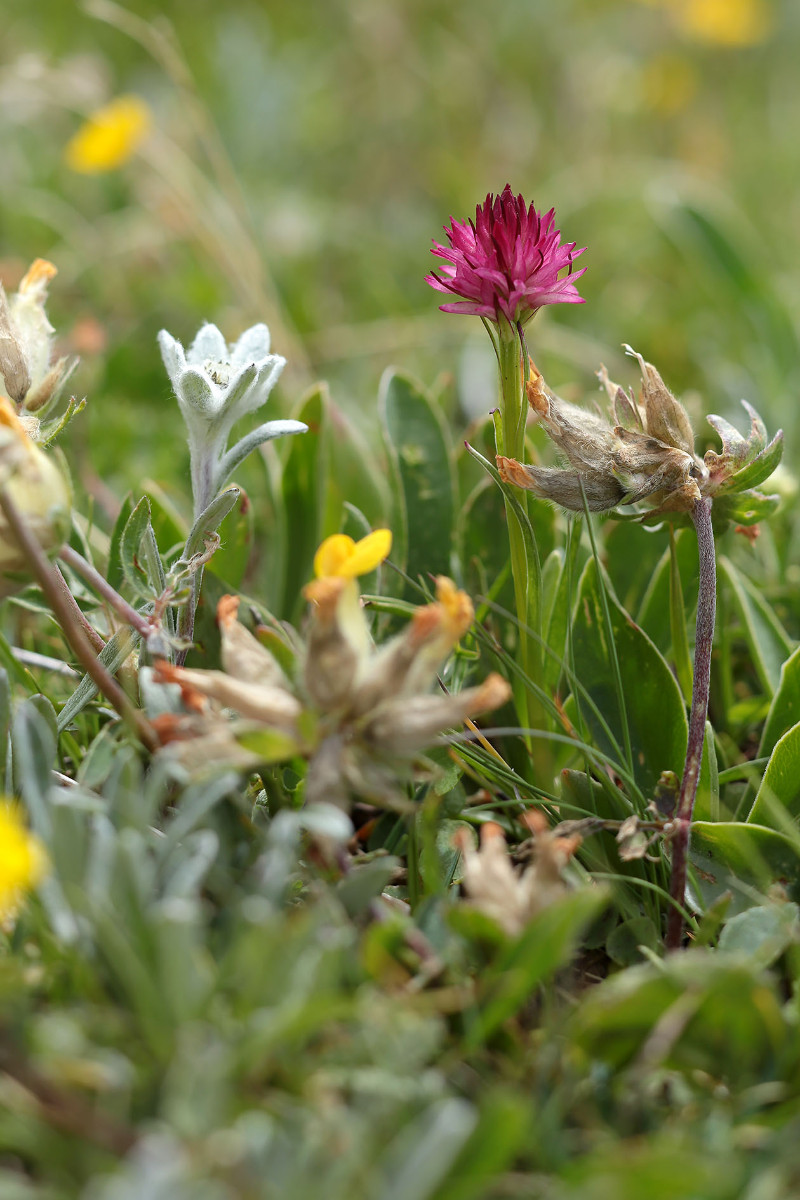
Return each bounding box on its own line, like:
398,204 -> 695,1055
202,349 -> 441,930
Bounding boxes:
426,185 -> 586,325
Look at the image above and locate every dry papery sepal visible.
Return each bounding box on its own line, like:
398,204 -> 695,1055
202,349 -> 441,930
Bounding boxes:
151,532 -> 511,810
498,346 -> 782,527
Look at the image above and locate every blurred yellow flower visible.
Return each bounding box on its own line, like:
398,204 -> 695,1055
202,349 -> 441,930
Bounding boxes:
313,529 -> 392,580
64,95 -> 152,174
0,801 -> 47,921
676,0 -> 772,45
633,0 -> 772,46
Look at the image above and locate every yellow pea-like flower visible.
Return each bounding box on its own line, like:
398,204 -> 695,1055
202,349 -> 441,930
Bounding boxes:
313,529 -> 392,580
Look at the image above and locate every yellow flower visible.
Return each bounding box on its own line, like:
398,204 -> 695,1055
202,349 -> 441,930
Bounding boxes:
64,95 -> 152,174
676,0 -> 772,45
633,0 -> 773,45
313,529 -> 392,580
0,801 -> 47,921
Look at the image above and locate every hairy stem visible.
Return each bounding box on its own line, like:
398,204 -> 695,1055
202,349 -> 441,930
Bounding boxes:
59,544 -> 152,640
666,495 -> 716,951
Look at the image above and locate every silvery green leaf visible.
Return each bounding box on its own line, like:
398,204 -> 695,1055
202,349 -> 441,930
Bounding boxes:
184,486 -> 241,559
214,418 -> 307,491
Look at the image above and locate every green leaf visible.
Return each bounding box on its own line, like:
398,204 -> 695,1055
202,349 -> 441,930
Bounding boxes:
691,820 -> 800,912
457,477 -> 513,609
0,626 -> 39,694
636,527 -> 698,658
668,527 -> 693,703
380,369 -> 457,589
571,558 -> 688,796
208,489 -> 254,590
543,531 -> 583,697
760,644 -> 800,758
377,1099 -> 477,1200
183,487 -> 241,560
429,1091 -> 528,1200
571,949 -> 789,1079
56,628 -> 136,731
119,496 -> 163,599
606,915 -> 661,966
720,556 -> 793,694
718,902 -> 799,966
464,442 -> 541,640
325,399 -> 388,537
463,886 -> 606,1050
747,721 -> 800,827
721,428 -> 783,495
0,668 -> 10,785
337,858 -> 401,918
11,698 -> 57,836
714,488 -> 781,528
107,493 -> 134,593
280,383 -> 328,620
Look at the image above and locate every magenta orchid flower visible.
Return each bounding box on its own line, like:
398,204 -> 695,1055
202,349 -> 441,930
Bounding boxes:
426,185 -> 586,325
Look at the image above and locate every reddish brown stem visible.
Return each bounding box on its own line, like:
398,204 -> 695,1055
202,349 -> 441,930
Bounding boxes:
59,543 -> 152,640
666,495 -> 716,951
0,487 -> 159,754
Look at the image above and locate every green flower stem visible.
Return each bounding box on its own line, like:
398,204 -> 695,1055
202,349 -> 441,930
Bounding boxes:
495,322 -> 542,743
666,495 -> 716,952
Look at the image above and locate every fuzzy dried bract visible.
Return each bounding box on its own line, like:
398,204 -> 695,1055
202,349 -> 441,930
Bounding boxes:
497,349 -> 782,524
154,534 -> 511,809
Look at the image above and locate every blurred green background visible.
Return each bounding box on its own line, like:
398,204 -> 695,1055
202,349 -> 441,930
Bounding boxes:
1,0 -> 797,500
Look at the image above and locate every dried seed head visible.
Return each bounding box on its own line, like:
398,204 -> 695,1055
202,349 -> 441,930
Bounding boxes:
623,345 -> 697,458
500,351 -> 710,518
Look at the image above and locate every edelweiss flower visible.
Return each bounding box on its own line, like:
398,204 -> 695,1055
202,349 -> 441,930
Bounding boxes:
153,530 -> 511,808
0,800 -> 47,922
0,259 -> 77,414
426,185 -> 586,325
456,811 -> 581,937
497,347 -> 783,525
158,322 -> 307,514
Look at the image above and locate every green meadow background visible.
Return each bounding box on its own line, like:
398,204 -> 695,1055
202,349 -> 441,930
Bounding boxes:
3,0 -> 798,489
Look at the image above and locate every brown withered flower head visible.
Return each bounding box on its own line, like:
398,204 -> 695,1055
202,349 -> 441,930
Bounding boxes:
456,811 -> 582,938
497,346 -> 783,526
153,530 -> 511,809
